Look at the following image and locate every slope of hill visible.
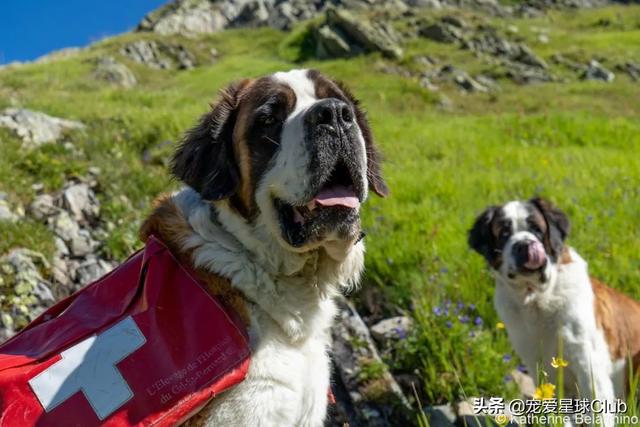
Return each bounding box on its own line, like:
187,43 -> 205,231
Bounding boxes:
1,1 -> 639,424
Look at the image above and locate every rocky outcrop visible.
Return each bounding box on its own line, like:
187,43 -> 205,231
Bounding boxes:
93,56 -> 137,88
121,40 -> 197,70
330,296 -> 412,427
137,0 -> 317,35
0,108 -> 85,148
315,8 -> 403,59
418,19 -> 551,84
138,0 -> 430,36
28,175 -> 115,299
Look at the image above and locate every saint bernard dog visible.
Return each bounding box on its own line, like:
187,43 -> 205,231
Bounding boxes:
139,69 -> 387,426
469,197 -> 640,426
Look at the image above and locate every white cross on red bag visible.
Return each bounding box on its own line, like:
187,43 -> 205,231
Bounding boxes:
0,236 -> 250,426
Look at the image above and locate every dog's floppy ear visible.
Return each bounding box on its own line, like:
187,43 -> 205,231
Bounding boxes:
171,80 -> 249,201
468,206 -> 499,260
336,80 -> 389,198
529,197 -> 570,258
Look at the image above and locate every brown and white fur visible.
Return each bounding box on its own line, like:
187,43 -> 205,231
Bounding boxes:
469,198 -> 640,426
140,69 -> 388,426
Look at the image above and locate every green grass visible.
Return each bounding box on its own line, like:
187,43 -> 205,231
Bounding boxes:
1,3 -> 639,410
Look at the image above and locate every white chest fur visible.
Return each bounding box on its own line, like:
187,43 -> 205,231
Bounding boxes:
172,189 -> 364,426
494,249 -> 618,415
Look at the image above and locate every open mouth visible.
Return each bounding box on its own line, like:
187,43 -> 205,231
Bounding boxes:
274,161 -> 361,247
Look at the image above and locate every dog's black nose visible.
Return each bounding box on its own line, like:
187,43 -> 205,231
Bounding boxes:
306,98 -> 353,132
513,241 -> 530,267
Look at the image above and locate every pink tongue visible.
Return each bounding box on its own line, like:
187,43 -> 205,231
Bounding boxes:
314,186 -> 360,209
525,241 -> 546,269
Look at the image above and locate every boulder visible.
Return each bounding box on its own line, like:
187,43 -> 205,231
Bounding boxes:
0,249 -> 55,340
74,256 -> 115,287
93,56 -> 137,88
0,108 -> 85,148
29,194 -> 59,220
62,183 -> 100,223
232,0 -> 270,28
454,72 -> 489,92
0,199 -> 22,223
324,8 -> 403,59
137,0 -> 231,37
582,60 -> 615,82
370,316 -> 412,342
316,25 -> 360,59
419,22 -> 465,43
121,40 -> 197,70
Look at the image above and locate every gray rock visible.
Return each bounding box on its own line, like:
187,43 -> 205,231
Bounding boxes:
370,316 -> 412,342
62,183 -> 100,223
454,72 -> 489,92
514,44 -> 547,69
506,62 -> 552,84
48,211 -> 97,257
406,0 -> 442,7
0,108 -> 85,148
325,8 -> 403,59
93,56 -> 137,88
232,0 -> 270,28
75,257 -> 115,287
582,60 -> 615,82
29,194 -> 58,220
138,0 -> 232,36
419,21 -> 465,44
316,25 -> 359,59
0,200 -> 20,223
0,248 -> 55,339
121,40 -> 172,69
121,40 -> 197,70
331,296 -> 412,426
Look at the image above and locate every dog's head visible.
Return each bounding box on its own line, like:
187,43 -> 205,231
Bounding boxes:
172,69 -> 388,253
468,197 -> 570,285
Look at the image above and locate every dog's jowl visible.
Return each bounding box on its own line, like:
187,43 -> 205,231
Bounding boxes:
469,197 -> 640,427
140,69 -> 387,426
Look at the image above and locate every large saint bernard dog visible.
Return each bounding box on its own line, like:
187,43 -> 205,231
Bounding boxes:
469,198 -> 640,426
140,69 -> 387,426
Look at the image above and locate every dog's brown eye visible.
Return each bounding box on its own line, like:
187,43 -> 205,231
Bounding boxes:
261,115 -> 275,127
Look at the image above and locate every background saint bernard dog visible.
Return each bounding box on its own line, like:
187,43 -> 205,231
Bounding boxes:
469,197 -> 640,427
140,68 -> 388,426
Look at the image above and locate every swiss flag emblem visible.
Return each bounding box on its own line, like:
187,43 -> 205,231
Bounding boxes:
0,236 -> 250,426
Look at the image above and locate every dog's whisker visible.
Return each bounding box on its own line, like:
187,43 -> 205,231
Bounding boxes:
264,136 -> 279,146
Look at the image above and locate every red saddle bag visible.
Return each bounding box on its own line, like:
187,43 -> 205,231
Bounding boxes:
0,236 -> 250,426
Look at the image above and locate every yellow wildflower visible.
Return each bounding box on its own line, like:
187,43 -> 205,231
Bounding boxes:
533,383 -> 556,400
551,357 -> 569,368
496,322 -> 506,330
495,414 -> 509,426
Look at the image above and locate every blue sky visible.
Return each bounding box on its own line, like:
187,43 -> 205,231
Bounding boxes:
0,0 -> 168,64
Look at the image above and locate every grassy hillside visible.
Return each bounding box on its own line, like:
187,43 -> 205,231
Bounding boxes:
1,4 -> 639,407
